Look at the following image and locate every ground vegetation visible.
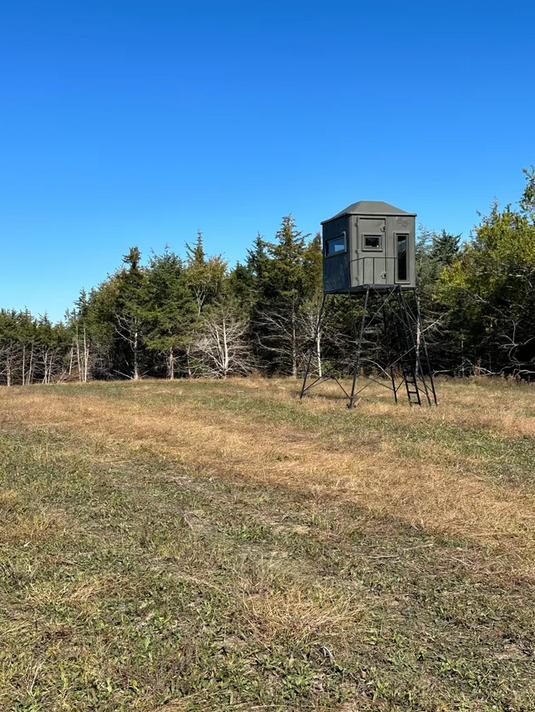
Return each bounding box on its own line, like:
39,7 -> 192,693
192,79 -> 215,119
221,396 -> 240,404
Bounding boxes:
1,377 -> 535,710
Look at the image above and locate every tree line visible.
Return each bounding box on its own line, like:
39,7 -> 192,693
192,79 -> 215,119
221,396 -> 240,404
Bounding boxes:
1,169 -> 535,385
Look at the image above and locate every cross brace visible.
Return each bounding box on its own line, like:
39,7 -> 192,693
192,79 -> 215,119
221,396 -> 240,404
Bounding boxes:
299,286 -> 438,408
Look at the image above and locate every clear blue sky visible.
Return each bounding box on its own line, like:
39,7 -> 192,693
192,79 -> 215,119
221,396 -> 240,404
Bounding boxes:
1,0 -> 534,321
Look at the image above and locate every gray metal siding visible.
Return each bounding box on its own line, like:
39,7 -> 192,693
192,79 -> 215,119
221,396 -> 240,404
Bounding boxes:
389,215 -> 416,288
353,216 -> 387,288
324,200 -> 416,222
322,203 -> 416,293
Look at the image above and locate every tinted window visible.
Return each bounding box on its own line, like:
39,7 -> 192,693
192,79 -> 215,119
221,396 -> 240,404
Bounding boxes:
397,234 -> 408,281
325,235 -> 346,256
364,235 -> 381,249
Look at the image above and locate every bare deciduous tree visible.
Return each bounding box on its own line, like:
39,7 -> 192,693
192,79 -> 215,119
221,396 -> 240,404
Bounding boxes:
191,305 -> 253,378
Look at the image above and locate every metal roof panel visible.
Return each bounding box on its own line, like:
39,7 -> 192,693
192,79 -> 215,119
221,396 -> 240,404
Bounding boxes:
323,200 -> 417,223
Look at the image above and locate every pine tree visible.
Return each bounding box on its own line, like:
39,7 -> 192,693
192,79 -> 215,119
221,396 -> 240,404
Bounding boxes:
144,248 -> 197,378
114,247 -> 151,380
185,231 -> 227,316
253,215 -> 310,377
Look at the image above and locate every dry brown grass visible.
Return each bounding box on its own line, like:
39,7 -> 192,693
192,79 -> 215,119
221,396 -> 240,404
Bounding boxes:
2,379 -> 535,568
237,587 -> 363,646
2,378 -> 535,710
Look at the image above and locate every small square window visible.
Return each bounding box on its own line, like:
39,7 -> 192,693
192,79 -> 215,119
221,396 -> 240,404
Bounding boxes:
363,235 -> 382,250
325,234 -> 346,257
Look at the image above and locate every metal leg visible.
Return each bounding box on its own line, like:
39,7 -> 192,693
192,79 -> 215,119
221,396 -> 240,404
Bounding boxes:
382,300 -> 398,403
300,287 -> 437,409
348,287 -> 370,408
300,293 -> 327,399
402,291 -> 433,407
394,288 -> 422,406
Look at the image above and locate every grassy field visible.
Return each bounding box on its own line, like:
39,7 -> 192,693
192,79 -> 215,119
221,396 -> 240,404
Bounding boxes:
1,377 -> 535,711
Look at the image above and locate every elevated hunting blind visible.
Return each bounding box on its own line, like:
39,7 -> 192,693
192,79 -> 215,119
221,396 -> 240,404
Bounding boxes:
322,200 -> 416,293
301,199 -> 437,408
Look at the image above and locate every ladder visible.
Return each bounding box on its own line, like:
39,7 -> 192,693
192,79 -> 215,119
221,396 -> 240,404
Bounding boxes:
393,290 -> 433,406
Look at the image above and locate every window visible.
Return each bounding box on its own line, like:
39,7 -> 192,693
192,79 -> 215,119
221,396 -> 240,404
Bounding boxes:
325,233 -> 346,257
363,235 -> 382,250
397,234 -> 408,281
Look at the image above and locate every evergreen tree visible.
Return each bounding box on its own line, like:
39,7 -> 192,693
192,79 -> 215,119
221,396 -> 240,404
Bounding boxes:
144,248 -> 196,378
4,168 -> 535,386
227,262 -> 255,313
185,231 -> 227,316
113,247 -> 151,380
520,165 -> 535,221
252,215 -> 310,377
246,234 -> 269,286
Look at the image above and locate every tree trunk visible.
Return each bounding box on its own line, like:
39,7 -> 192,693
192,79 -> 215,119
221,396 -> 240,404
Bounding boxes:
222,319 -> 229,378
168,347 -> 175,380
68,346 -> 74,377
291,301 -> 297,379
82,327 -> 89,383
133,328 -> 139,380
83,324 -> 89,383
316,326 -> 322,378
28,344 -> 34,384
6,341 -> 12,387
42,349 -> 49,384
186,344 -> 192,378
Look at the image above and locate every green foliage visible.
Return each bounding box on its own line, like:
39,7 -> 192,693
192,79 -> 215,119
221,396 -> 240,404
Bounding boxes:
0,309 -> 71,385
143,249 -> 197,377
4,168 -> 535,384
227,262 -> 255,311
302,232 -> 323,300
247,215 -> 319,377
416,226 -> 461,300
185,231 -> 227,316
520,165 -> 535,220
437,191 -> 535,375
266,214 -> 309,302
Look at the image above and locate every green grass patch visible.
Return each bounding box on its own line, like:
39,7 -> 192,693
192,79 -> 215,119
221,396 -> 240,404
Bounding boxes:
2,381 -> 535,709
